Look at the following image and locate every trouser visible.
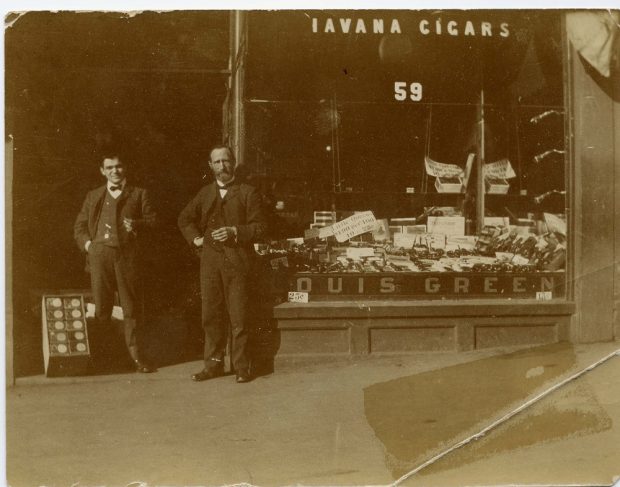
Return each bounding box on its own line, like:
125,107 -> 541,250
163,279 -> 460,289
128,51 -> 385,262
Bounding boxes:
89,243 -> 142,360
200,247 -> 250,372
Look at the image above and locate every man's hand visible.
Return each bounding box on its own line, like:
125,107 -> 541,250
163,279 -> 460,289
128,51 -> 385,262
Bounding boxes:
211,226 -> 237,242
123,217 -> 136,233
85,240 -> 91,252
193,236 -> 204,247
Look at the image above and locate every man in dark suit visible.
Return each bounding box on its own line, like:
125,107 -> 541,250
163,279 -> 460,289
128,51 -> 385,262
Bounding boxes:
178,145 -> 266,383
74,149 -> 157,373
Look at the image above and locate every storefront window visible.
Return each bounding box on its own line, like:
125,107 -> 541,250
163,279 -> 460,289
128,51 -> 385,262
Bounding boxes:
243,10 -> 568,301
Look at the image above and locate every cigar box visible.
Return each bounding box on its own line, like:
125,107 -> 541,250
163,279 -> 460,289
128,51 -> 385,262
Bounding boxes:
435,176 -> 463,193
484,177 -> 510,194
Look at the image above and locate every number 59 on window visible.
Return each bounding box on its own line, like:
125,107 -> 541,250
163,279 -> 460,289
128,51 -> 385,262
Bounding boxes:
394,82 -> 423,101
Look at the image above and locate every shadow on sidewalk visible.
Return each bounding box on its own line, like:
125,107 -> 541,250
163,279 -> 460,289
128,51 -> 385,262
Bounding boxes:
363,342 -> 603,479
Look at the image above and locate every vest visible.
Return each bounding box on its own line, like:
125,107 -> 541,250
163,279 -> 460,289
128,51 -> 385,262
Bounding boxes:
204,190 -> 227,251
94,190 -> 120,247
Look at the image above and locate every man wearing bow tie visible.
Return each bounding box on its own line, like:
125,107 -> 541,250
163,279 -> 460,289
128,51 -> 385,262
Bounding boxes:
178,145 -> 266,383
74,149 -> 157,373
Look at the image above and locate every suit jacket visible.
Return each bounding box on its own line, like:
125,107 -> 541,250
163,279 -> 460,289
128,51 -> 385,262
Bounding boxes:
178,182 -> 266,271
74,184 -> 156,259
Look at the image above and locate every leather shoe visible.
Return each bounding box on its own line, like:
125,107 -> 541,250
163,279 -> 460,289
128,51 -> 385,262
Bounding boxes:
134,360 -> 157,374
192,367 -> 224,382
236,369 -> 252,383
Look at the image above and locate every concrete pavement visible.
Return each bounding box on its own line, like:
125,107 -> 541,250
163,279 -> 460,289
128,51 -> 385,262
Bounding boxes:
6,341 -> 620,487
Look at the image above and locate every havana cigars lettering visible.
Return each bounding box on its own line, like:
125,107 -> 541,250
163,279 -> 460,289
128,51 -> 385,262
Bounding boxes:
311,17 -> 510,37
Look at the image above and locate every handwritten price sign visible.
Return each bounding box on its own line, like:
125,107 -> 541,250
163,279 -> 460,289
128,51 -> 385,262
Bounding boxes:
424,156 -> 464,179
483,159 -> 516,179
331,211 -> 377,242
288,292 -> 309,303
536,291 -> 553,301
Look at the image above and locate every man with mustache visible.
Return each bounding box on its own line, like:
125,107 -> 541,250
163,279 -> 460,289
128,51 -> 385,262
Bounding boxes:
178,145 -> 266,383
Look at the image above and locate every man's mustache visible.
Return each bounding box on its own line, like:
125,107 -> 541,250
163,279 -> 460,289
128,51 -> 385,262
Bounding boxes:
204,167 -> 232,180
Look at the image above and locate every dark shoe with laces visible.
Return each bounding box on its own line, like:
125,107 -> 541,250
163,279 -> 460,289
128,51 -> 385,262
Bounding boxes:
134,360 -> 157,373
192,367 -> 224,382
235,369 -> 252,383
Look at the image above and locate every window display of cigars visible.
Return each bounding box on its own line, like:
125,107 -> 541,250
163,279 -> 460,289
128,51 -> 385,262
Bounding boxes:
256,213 -> 567,274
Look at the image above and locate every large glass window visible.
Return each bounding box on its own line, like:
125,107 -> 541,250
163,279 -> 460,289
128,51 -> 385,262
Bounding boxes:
243,10 -> 568,300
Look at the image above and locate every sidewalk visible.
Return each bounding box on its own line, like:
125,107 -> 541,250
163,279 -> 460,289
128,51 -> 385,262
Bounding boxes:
6,341 -> 620,487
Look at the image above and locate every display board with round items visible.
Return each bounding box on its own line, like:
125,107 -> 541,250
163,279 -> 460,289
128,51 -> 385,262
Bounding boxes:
41,294 -> 91,377
44,296 -> 89,356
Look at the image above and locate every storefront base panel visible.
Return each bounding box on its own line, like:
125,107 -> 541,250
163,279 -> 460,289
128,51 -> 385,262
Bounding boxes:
276,328 -> 351,355
369,326 -> 456,352
274,301 -> 575,356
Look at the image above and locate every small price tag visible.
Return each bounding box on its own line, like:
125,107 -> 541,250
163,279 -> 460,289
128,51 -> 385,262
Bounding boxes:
536,291 -> 552,301
346,247 -> 374,260
288,292 -> 309,303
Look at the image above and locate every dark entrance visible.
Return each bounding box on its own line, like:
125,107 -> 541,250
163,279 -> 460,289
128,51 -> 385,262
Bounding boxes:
6,11 -> 230,375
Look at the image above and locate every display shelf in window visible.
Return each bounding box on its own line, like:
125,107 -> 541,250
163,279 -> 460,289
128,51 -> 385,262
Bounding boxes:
257,208 -> 567,302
